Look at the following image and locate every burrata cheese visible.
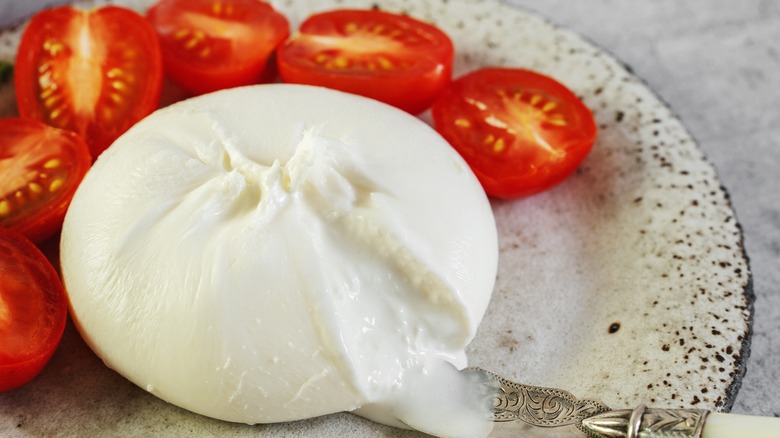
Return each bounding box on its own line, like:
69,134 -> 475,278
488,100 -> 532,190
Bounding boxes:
60,84 -> 498,437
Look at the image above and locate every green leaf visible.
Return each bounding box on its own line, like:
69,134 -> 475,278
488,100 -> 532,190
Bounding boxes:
0,61 -> 12,83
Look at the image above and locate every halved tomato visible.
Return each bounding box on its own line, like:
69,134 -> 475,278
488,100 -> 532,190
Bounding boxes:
432,68 -> 597,198
146,0 -> 289,95
0,227 -> 68,392
14,5 -> 163,158
277,9 -> 454,114
0,118 -> 91,244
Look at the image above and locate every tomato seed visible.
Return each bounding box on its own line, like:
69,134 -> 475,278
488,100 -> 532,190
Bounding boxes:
29,183 -> 43,194
49,178 -> 64,192
43,159 -> 61,169
454,118 -> 470,128
493,138 -> 506,153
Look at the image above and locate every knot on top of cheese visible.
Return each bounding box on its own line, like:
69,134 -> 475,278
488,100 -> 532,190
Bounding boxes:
61,84 -> 498,435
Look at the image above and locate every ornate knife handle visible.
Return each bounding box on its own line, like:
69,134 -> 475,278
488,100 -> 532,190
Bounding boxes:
465,367 -> 710,438
582,405 -> 709,438
464,367 -> 610,433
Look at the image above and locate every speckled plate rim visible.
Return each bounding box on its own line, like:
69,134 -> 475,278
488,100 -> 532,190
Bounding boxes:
453,0 -> 753,413
494,3 -> 755,411
605,52 -> 755,413
0,0 -> 753,436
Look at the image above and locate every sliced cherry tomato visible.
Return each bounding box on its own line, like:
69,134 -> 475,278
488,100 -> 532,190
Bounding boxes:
0,227 -> 68,392
0,118 -> 91,244
432,68 -> 597,198
146,0 -> 289,96
277,9 -> 454,114
14,6 -> 163,158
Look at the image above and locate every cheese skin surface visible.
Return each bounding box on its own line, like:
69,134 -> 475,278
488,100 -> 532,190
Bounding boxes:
60,84 -> 498,434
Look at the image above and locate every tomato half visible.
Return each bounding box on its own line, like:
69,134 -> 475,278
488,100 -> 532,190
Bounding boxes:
0,118 -> 91,244
277,9 -> 454,115
0,227 -> 68,392
147,0 -> 289,96
432,68 -> 597,198
15,6 -> 163,158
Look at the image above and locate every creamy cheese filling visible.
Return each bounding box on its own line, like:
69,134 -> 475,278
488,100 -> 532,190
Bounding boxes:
61,84 -> 498,437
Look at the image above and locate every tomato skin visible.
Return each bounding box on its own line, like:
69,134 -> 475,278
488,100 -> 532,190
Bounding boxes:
146,0 -> 289,96
0,227 -> 67,392
432,68 -> 597,198
14,6 -> 163,158
0,118 -> 91,244
277,9 -> 454,115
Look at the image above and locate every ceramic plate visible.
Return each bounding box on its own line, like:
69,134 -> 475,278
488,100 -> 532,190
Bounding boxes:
0,0 -> 752,436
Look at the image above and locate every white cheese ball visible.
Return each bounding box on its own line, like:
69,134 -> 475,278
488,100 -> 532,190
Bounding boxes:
61,84 -> 497,433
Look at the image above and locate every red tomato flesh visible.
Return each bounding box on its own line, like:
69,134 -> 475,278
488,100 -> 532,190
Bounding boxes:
14,6 -> 163,158
0,118 -> 91,244
0,228 -> 68,392
277,9 -> 454,114
432,68 -> 597,198
147,0 -> 289,95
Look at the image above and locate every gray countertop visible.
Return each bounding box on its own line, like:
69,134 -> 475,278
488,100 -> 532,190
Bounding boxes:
504,0 -> 779,417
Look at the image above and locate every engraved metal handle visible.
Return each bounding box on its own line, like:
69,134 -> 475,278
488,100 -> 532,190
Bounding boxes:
465,367 -> 711,438
581,405 -> 709,438
464,367 -> 609,430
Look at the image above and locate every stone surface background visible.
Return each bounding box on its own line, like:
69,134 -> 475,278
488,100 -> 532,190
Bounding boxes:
1,0 -> 777,423
504,0 -> 779,417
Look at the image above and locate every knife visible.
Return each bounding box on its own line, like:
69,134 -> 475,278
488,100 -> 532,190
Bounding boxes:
463,368 -> 780,438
